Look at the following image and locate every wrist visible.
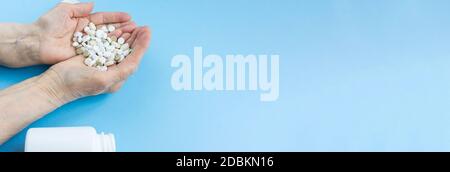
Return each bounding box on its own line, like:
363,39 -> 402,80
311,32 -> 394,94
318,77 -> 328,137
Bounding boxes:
34,68 -> 78,107
22,23 -> 42,65
0,23 -> 41,67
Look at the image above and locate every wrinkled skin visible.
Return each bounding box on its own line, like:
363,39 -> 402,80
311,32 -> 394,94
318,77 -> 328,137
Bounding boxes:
43,26 -> 151,101
0,2 -> 151,145
36,2 -> 137,64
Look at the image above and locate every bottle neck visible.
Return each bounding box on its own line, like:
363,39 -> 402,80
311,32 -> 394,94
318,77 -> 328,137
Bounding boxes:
97,132 -> 116,152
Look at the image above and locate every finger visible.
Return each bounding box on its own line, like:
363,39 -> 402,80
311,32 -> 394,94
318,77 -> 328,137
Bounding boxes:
126,27 -> 139,44
109,21 -> 136,31
116,21 -> 137,33
130,26 -> 151,50
66,55 -> 91,67
122,27 -> 151,68
106,27 -> 151,81
108,81 -> 125,93
75,18 -> 90,32
70,2 -> 94,17
108,22 -> 136,37
108,30 -> 123,38
89,12 -> 131,25
120,33 -> 131,41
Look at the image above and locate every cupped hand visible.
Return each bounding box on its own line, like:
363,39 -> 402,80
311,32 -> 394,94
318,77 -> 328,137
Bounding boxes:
39,26 -> 151,104
34,2 -> 137,65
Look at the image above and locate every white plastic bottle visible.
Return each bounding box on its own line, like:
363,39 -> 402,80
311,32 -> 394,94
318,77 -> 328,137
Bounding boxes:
25,126 -> 116,152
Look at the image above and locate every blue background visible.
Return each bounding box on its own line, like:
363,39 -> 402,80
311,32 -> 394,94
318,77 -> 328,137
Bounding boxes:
2,0 -> 450,151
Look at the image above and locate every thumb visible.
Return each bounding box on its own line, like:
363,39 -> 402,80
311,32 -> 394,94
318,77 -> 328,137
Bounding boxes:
70,2 -> 94,17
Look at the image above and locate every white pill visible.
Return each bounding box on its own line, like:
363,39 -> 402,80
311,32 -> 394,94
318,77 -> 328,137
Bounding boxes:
96,30 -> 105,38
76,49 -> 83,55
72,42 -> 79,47
90,54 -> 99,61
84,27 -> 90,33
89,22 -> 96,31
97,51 -> 104,57
89,40 -> 97,46
77,37 -> 83,43
82,35 -> 91,42
98,57 -> 106,64
88,30 -> 96,36
93,45 -> 100,53
82,50 -> 90,57
73,20 -> 132,69
118,54 -> 125,62
101,26 -> 108,32
105,60 -> 115,66
120,43 -> 129,50
111,42 -> 119,48
84,58 -> 95,67
85,45 -> 93,50
104,51 -> 113,58
123,49 -> 131,56
107,25 -> 116,32
74,32 -> 83,37
118,37 -> 125,44
111,36 -> 118,42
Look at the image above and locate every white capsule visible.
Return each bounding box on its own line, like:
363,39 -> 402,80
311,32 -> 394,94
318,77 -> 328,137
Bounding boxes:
110,42 -> 118,49
76,48 -> 83,55
111,36 -> 118,42
106,46 -> 114,52
117,49 -> 124,55
105,60 -> 115,66
101,26 -> 108,32
84,58 -> 95,67
74,32 -> 83,37
88,22 -> 96,31
84,26 -> 90,33
77,20 -> 133,68
120,43 -> 129,50
118,37 -> 125,44
102,32 -> 108,40
92,45 -> 100,53
72,42 -> 79,47
103,51 -> 113,59
94,38 -> 102,45
82,49 -> 90,57
88,30 -> 96,36
96,30 -> 105,38
77,36 -> 83,43
89,40 -> 97,46
90,54 -> 99,61
85,45 -> 93,50
82,35 -> 91,42
107,25 -> 116,32
97,51 -> 104,58
123,49 -> 131,56
98,56 -> 106,64
118,54 -> 125,62
102,41 -> 110,47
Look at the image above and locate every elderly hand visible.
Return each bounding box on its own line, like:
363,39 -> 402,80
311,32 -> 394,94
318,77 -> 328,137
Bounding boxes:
0,2 -> 151,145
35,2 -> 137,65
0,2 -> 136,68
38,26 -> 151,104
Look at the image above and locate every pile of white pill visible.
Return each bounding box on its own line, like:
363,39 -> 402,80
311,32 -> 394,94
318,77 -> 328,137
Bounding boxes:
72,22 -> 132,71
